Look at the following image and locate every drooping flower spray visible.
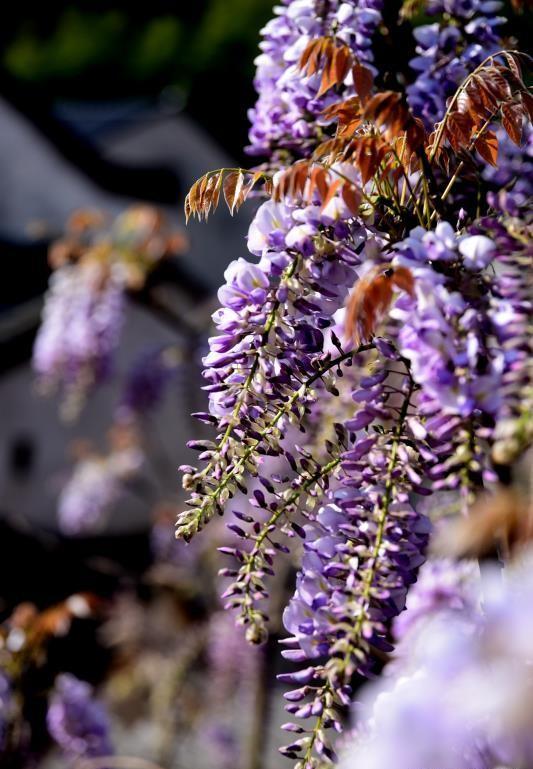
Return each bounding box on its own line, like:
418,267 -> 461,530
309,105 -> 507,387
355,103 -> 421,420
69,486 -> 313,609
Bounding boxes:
178,0 -> 532,766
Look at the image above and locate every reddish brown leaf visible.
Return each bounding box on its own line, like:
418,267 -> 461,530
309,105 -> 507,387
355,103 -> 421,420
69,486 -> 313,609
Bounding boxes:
334,45 -> 351,82
234,175 -> 256,212
299,38 -> 326,76
344,264 -> 414,345
356,140 -> 376,186
184,178 -> 201,222
405,117 -> 426,154
210,171 -> 224,215
273,160 -> 311,202
475,129 -> 499,166
478,66 -> 511,104
223,171 -> 244,215
352,63 -> 374,103
391,266 -> 415,296
299,38 -> 318,72
299,37 -> 353,98
322,97 -> 362,138
318,42 -> 352,97
503,52 -> 524,84
309,167 -> 329,202
320,178 -> 343,210
445,111 -> 475,152
502,101 -> 524,146
341,183 -> 361,215
522,91 -> 533,122
363,91 -> 424,153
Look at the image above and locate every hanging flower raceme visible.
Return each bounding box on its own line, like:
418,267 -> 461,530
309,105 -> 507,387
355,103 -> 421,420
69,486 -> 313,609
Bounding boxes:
47,674 -> 113,764
390,215 -> 531,501
117,345 -> 183,419
247,0 -> 383,159
387,223 -> 495,510
483,126 -> 533,212
58,422 -> 144,535
407,0 -> 506,127
468,211 -> 533,467
33,205 -> 186,420
175,1 -> 533,767
176,193 -> 380,544
278,353 -> 431,766
33,260 -> 125,421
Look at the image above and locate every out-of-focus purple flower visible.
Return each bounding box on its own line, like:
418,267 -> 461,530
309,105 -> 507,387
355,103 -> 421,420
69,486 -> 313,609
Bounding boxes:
204,723 -> 240,769
58,443 -> 144,535
393,558 -> 480,642
207,611 -> 260,697
339,553 -> 533,769
118,346 -> 181,418
484,126 -> 533,215
458,234 -> 495,270
0,672 -> 12,753
33,262 -> 125,420
47,674 -> 113,763
201,611 -> 261,769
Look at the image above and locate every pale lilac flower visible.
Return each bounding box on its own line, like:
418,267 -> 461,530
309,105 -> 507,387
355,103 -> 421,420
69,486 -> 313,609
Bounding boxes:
339,554 -> 533,769
58,446 -> 144,535
47,674 -> 113,763
33,261 -> 125,420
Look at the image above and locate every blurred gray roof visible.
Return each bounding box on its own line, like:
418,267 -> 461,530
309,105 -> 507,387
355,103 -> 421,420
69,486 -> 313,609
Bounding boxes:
0,97 -> 252,292
0,98 -> 256,534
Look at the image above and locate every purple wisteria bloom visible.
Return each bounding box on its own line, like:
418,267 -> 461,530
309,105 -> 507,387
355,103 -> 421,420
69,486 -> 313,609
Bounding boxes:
0,672 -> 12,753
467,213 -> 532,465
389,216 -> 531,499
47,674 -> 113,764
177,191 -> 373,540
279,358 -> 432,762
247,0 -> 384,158
58,444 -> 144,535
392,223 -> 504,418
484,126 -> 533,215
393,557 -> 480,641
118,345 -> 180,418
407,0 -> 505,127
33,262 -> 125,420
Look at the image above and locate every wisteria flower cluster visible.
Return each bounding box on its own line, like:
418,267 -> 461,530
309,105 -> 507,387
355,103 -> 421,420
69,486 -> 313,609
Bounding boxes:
58,421 -> 144,535
248,0 -> 383,158
407,0 -> 505,127
33,205 -> 186,420
178,0 -> 532,766
47,674 -> 113,764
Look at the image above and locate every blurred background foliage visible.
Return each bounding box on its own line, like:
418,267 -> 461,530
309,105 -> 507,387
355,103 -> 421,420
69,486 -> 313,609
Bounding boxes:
1,0 -> 530,158
1,0 -> 275,155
